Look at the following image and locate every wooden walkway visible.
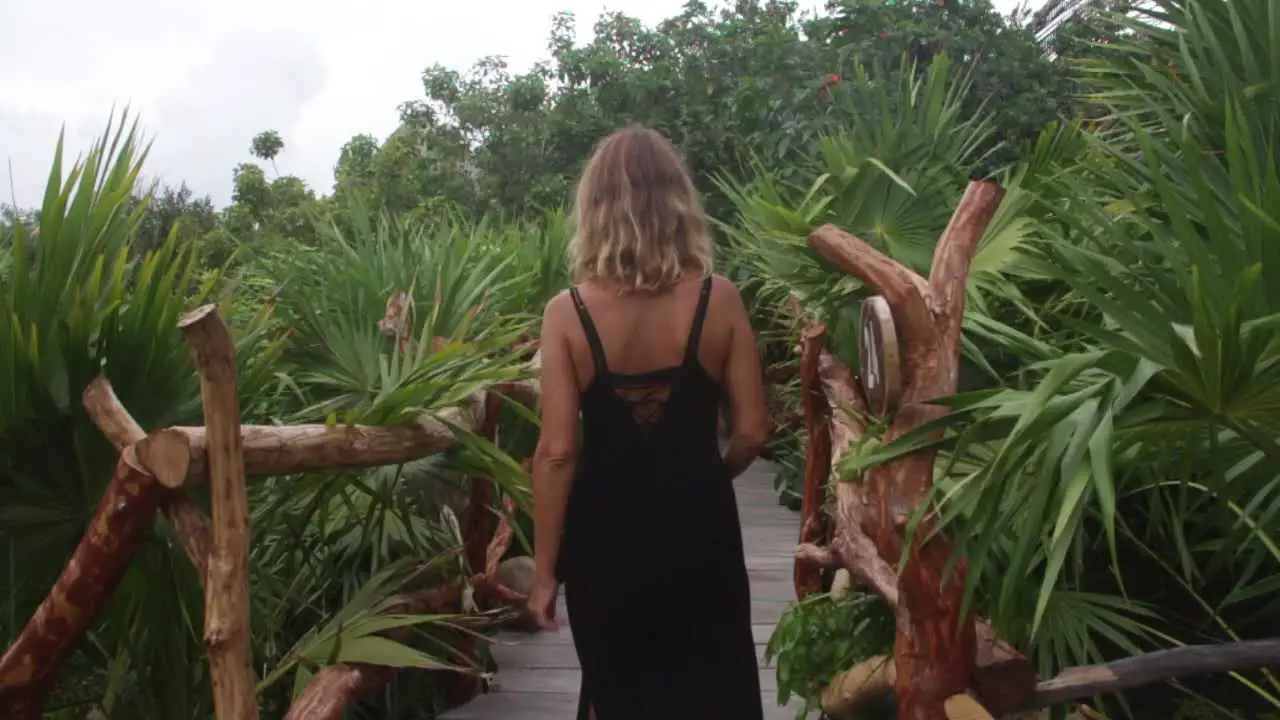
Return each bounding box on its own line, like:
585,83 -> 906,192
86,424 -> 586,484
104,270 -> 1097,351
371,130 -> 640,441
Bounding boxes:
442,458 -> 803,719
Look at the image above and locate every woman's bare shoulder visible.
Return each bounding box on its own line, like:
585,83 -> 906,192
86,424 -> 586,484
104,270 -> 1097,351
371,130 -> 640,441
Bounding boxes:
540,289 -> 577,331
544,288 -> 574,310
708,274 -> 747,311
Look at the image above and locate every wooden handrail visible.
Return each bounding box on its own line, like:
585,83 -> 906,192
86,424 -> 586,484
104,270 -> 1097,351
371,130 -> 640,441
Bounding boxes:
0,305 -> 542,719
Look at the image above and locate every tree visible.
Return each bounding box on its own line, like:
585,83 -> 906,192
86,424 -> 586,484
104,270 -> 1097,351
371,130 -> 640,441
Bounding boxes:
333,133 -> 380,203
132,182 -> 220,259
817,0 -> 1079,171
250,130 -> 284,175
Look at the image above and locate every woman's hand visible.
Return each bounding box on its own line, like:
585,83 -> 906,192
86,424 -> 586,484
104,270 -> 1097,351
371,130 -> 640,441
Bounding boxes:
527,575 -> 561,630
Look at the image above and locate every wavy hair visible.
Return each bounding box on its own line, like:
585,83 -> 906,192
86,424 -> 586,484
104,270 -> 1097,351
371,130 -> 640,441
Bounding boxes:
568,126 -> 714,292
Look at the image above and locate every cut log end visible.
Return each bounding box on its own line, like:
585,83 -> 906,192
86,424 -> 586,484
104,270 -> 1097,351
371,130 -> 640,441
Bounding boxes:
822,655 -> 896,717
134,429 -> 192,489
180,305 -> 238,375
178,303 -> 220,329
944,693 -> 995,720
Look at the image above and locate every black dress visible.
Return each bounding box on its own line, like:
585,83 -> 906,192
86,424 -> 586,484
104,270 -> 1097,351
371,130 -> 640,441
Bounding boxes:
556,277 -> 763,720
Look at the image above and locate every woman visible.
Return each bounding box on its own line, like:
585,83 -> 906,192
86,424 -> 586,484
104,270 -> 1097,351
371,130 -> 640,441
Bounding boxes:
527,125 -> 770,720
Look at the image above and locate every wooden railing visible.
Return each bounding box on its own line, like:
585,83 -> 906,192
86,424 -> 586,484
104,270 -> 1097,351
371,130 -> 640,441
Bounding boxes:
787,181 -> 1280,719
0,305 -> 540,720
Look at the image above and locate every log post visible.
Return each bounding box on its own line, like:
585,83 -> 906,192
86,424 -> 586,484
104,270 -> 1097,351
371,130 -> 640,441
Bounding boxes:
0,432 -> 190,718
0,329 -> 538,719
180,304 -> 258,720
807,181 -> 1008,720
463,392 -> 505,574
795,324 -> 834,599
452,390 -> 506,706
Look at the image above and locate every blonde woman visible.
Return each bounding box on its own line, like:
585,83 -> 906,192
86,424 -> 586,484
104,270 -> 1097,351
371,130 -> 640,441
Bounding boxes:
528,126 -> 769,719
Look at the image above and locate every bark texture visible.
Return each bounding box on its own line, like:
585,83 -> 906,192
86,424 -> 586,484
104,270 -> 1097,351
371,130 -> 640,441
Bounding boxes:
0,437 -> 182,718
453,390 -> 506,705
168,380 -> 533,484
795,324 -> 834,599
804,181 -> 1031,719
180,304 -> 258,720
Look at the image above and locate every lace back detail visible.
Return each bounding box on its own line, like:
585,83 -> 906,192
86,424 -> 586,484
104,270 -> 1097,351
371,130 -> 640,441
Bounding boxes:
613,377 -> 675,430
569,277 -> 712,434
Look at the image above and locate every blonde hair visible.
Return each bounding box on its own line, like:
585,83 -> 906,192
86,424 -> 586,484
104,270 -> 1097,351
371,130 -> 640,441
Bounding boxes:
568,126 -> 714,292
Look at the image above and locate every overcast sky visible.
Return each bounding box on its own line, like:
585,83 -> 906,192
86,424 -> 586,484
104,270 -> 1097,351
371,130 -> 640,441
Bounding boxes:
0,0 -> 1034,209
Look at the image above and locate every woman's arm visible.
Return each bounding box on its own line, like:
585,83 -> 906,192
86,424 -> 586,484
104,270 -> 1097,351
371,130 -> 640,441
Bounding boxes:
719,280 -> 770,480
531,294 -> 582,585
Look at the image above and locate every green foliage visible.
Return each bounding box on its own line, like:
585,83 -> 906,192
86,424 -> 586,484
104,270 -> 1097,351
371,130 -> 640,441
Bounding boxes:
316,0 -> 1084,223
719,52 -> 1040,374
720,0 -> 1280,715
765,591 -> 896,719
0,114 -> 551,718
9,0 -> 1278,717
818,0 -> 1076,170
0,112 -> 284,718
780,0 -> 1280,715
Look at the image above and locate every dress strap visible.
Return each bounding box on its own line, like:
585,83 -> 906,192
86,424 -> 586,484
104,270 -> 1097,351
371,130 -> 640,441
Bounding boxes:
683,276 -> 714,365
569,286 -> 608,375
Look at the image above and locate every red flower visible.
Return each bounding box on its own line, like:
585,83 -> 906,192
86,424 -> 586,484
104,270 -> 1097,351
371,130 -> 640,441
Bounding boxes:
823,73 -> 841,85
879,32 -> 888,40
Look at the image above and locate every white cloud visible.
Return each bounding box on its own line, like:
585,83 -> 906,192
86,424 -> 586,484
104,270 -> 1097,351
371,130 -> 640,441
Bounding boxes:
0,0 -> 1034,208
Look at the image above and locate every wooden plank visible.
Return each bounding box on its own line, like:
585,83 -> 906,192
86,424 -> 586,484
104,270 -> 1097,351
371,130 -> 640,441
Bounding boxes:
751,599 -> 793,624
443,458 -> 802,718
443,692 -> 576,719
752,623 -> 782,646
491,626 -> 575,647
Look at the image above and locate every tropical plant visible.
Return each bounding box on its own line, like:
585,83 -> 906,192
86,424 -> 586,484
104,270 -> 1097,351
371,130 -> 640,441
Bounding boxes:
834,0 -> 1280,715
0,112 -> 282,717
765,590 -> 896,719
0,115 -> 547,719
719,54 -> 1045,380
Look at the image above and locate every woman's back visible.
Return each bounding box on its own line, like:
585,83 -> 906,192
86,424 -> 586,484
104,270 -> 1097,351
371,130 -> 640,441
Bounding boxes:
559,275 -> 734,581
564,275 -> 731,388
527,125 -> 767,720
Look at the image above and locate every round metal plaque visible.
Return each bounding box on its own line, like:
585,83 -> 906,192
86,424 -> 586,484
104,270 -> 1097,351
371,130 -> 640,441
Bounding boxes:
858,295 -> 901,417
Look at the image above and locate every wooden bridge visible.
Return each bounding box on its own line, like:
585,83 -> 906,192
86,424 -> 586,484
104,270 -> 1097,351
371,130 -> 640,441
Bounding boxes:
442,458 -> 804,720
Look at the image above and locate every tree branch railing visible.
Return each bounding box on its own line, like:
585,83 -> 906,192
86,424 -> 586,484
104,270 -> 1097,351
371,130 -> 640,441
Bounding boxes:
0,304 -> 541,720
786,181 -> 1280,720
